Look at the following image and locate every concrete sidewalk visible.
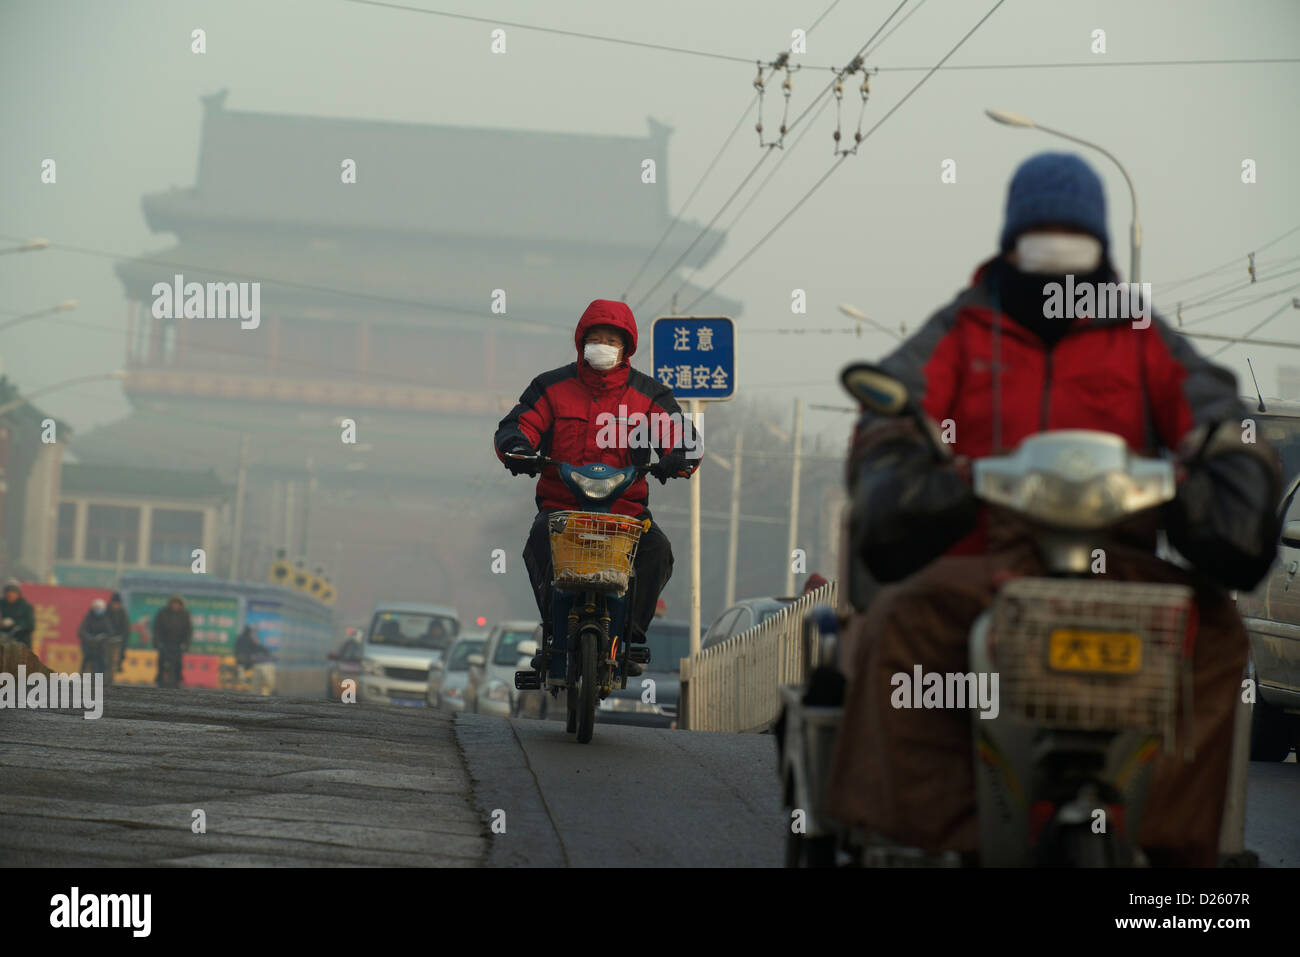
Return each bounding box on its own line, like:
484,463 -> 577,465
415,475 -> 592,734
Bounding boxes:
0,685 -> 486,866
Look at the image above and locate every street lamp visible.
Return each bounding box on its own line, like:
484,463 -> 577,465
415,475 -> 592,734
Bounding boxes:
837,303 -> 906,338
985,108 -> 1142,283
0,239 -> 50,255
0,370 -> 127,417
0,299 -> 78,332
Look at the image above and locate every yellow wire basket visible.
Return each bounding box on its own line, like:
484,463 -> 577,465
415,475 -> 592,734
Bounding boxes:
549,511 -> 649,594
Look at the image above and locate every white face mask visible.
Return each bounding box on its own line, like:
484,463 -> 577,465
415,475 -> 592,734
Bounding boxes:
1014,232 -> 1103,274
584,342 -> 620,371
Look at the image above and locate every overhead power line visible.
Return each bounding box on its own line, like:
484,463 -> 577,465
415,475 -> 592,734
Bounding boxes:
620,90 -> 757,301
655,91 -> 838,316
631,0 -> 914,314
621,0 -> 846,300
682,0 -> 1009,313
874,56 -> 1300,71
1157,223 -> 1300,293
650,2 -> 931,317
340,4 -> 1299,73
1205,300 -> 1299,360
339,0 -> 840,68
1182,282 -> 1300,327
1180,266 -> 1300,320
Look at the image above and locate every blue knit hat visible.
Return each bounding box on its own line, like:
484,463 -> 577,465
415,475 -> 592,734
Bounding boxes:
999,152 -> 1109,254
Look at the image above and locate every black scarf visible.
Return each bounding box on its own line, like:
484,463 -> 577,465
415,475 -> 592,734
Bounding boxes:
984,256 -> 1109,349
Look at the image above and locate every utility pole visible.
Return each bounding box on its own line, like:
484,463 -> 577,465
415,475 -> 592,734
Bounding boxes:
784,398 -> 804,596
299,457 -> 316,558
229,433 -> 249,581
283,481 -> 295,554
725,428 -> 743,608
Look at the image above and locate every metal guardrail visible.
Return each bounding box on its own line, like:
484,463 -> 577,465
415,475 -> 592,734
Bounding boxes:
681,582 -> 838,732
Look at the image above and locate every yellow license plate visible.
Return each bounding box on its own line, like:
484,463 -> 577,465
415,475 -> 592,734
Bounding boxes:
1047,629 -> 1142,674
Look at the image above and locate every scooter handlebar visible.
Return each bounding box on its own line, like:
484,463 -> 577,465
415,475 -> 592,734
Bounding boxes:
503,450 -> 554,467
503,451 -> 653,476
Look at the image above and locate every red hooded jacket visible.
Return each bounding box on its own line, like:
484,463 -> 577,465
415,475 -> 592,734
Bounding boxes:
493,299 -> 699,518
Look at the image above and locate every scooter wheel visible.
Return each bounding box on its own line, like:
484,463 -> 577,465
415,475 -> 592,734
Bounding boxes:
576,630 -> 598,744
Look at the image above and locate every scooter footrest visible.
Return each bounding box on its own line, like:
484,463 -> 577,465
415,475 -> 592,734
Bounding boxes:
514,671 -> 541,691
629,646 -> 651,664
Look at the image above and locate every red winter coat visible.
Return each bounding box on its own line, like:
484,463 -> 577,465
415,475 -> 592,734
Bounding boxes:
494,300 -> 698,518
878,257 -> 1249,555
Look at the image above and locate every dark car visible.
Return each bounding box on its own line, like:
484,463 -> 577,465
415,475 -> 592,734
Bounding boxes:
326,632 -> 363,701
597,618 -> 691,728
701,597 -> 797,651
1236,402 -> 1300,763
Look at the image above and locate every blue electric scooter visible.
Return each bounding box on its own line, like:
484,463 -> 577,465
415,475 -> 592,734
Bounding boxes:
506,452 -> 654,743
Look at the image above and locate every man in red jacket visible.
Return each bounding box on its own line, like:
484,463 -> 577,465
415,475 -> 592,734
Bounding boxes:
827,152 -> 1282,866
494,299 -> 699,668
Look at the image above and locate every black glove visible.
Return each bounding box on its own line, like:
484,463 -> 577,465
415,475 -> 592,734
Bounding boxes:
1167,449 -> 1281,591
502,440 -> 541,476
651,452 -> 694,485
849,433 -> 977,583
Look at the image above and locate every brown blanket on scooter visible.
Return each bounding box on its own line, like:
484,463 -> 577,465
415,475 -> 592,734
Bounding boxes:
827,533 -> 1247,868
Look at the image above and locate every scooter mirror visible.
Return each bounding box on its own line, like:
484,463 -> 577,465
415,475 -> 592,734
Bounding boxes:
840,363 -> 910,416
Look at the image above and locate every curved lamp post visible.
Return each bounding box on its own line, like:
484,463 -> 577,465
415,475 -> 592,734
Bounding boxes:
0,239 -> 50,256
0,299 -> 78,332
985,108 -> 1142,283
0,370 -> 127,418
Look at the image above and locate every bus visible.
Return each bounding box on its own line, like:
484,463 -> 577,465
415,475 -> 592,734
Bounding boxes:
117,574 -> 337,696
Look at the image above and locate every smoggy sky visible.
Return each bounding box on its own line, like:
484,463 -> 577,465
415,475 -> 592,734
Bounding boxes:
2,0 -> 1298,444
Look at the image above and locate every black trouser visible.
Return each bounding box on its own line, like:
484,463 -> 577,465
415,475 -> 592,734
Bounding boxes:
156,642 -> 184,687
522,508 -> 673,644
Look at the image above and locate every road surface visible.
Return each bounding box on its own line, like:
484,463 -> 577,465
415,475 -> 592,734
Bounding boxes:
0,686 -> 484,866
1,684 -> 1294,867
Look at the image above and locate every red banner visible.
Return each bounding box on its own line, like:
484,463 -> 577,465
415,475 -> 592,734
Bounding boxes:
21,583 -> 113,674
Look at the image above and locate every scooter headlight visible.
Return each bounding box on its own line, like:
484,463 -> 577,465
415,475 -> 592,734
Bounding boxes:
572,472 -> 628,499
976,470 -> 1172,528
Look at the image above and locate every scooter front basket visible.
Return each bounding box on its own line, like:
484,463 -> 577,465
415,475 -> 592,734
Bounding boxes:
548,511 -> 648,595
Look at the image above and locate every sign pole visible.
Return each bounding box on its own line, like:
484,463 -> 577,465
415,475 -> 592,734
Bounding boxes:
689,397 -> 702,658
648,314 -> 734,660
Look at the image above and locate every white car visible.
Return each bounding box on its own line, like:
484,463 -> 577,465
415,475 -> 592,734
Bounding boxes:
427,634 -> 486,713
467,620 -> 541,717
358,602 -> 459,707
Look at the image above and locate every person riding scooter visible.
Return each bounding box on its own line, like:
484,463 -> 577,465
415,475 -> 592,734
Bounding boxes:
827,151 -> 1282,867
493,299 -> 699,676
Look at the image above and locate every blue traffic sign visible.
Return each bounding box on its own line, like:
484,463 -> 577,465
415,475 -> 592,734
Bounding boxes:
649,315 -> 735,401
